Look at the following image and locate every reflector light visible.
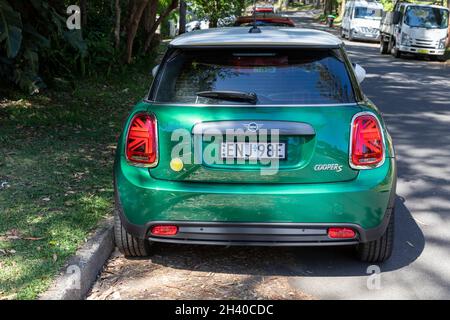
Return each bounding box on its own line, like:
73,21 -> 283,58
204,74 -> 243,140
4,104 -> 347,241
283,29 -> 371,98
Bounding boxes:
151,225 -> 178,236
328,227 -> 356,239
350,114 -> 384,168
126,113 -> 157,166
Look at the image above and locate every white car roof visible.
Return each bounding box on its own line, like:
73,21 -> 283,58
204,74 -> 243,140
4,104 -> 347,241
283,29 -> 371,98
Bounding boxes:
169,27 -> 342,48
347,0 -> 383,6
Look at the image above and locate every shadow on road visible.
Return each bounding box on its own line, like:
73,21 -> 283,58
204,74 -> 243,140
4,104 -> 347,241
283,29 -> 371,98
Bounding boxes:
136,196 -> 423,278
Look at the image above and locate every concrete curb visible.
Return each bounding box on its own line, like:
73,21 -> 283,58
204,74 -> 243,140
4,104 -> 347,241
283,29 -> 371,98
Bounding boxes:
39,217 -> 114,300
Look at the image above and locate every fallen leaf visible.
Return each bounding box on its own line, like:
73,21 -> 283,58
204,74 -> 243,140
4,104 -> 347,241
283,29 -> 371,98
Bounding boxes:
64,200 -> 75,207
4,229 -> 22,240
53,254 -> 58,262
9,229 -> 20,236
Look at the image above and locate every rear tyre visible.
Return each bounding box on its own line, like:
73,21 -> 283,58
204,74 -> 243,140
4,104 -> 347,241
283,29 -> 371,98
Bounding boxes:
379,37 -> 389,54
114,205 -> 151,257
356,208 -> 395,263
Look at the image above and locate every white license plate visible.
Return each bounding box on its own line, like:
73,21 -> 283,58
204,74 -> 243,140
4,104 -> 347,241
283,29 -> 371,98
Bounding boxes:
221,142 -> 286,160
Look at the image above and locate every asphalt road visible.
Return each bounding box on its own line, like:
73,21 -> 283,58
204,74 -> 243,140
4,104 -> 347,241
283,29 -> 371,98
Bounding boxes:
89,12 -> 450,300
286,10 -> 450,299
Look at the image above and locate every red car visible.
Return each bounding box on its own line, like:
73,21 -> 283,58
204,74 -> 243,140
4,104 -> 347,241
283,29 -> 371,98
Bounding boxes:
254,6 -> 275,14
234,16 -> 295,28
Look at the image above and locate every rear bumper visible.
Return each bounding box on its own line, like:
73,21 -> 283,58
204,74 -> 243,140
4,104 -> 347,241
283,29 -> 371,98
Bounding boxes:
117,210 -> 394,246
114,155 -> 397,245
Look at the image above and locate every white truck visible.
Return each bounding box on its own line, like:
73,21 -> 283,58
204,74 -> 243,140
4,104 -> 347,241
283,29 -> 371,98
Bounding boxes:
379,1 -> 449,61
341,0 -> 384,41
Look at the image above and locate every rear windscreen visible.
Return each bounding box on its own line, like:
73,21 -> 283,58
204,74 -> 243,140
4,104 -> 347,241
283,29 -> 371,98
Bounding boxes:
152,48 -> 356,105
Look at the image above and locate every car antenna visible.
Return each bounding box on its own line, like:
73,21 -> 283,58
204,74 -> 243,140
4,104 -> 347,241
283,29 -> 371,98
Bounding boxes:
249,0 -> 261,33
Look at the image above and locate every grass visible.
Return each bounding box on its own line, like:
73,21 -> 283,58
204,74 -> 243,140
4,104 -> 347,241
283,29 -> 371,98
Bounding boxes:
0,45 -> 165,299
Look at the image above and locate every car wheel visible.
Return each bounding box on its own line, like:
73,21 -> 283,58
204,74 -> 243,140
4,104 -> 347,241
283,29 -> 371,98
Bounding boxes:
114,205 -> 151,257
391,41 -> 402,58
387,38 -> 393,53
348,30 -> 354,41
356,208 -> 394,263
379,37 -> 389,54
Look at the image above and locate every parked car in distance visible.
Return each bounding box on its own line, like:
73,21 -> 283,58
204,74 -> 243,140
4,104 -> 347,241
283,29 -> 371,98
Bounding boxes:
253,5 -> 276,14
114,27 -> 397,263
185,19 -> 209,32
234,16 -> 295,27
341,0 -> 384,41
379,2 -> 449,61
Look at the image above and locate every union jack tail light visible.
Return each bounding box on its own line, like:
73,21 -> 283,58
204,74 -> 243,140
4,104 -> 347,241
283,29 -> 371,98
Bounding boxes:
125,113 -> 158,166
350,113 -> 384,169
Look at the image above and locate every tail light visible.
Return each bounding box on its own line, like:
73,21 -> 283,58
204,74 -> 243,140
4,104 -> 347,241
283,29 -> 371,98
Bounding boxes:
350,113 -> 384,169
151,225 -> 178,236
328,227 -> 356,239
125,113 -> 158,166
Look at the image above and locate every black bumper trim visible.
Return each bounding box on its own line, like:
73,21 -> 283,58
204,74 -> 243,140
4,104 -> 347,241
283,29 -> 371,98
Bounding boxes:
144,217 -> 391,245
147,237 -> 359,247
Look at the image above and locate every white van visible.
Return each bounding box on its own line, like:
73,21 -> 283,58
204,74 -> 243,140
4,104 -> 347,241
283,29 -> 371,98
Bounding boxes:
380,3 -> 449,61
341,0 -> 384,41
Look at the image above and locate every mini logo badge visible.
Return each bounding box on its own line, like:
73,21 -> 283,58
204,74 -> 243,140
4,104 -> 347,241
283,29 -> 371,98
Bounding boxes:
314,164 -> 343,173
243,122 -> 263,132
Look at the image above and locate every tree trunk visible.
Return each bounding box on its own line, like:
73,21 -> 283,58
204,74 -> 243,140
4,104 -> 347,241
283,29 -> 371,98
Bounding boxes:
143,0 -> 179,53
114,0 -> 121,49
80,0 -> 87,27
339,0 -> 345,18
315,0 -> 321,9
209,19 -> 218,28
179,0 -> 187,34
324,0 -> 332,15
143,0 -> 158,33
126,0 -> 150,64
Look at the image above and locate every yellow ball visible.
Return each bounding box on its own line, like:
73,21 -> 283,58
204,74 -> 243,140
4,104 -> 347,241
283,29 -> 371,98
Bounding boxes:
170,158 -> 184,172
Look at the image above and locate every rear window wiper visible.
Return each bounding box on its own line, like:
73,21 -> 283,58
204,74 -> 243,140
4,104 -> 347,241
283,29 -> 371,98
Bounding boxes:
196,90 -> 258,104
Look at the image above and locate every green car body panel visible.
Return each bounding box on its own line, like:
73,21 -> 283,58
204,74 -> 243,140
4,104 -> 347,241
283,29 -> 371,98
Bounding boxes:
114,101 -> 396,230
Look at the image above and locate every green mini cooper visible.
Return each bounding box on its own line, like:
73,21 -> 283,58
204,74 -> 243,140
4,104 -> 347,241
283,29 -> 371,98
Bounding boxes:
114,27 -> 396,262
